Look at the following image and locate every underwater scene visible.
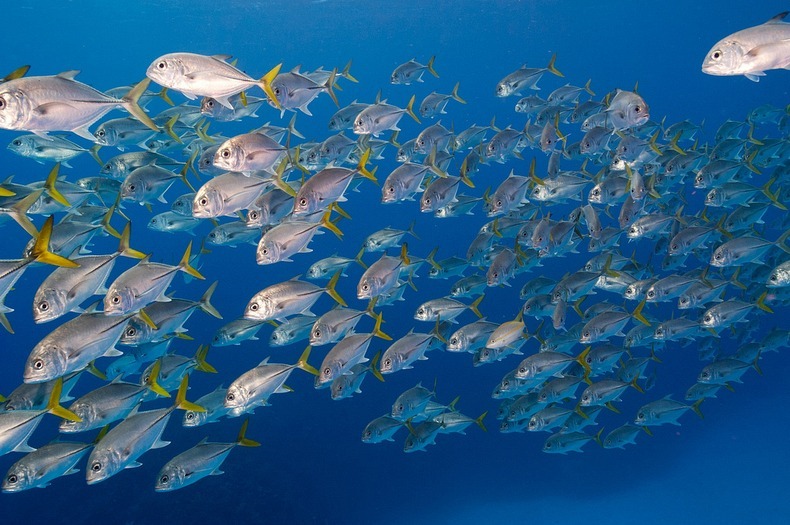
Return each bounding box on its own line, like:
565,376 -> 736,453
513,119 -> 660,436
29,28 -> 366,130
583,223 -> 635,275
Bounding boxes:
1,1 -> 789,523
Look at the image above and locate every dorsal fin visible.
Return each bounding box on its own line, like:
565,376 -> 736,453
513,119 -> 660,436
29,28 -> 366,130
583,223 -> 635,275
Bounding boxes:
767,11 -> 789,23
56,70 -> 80,80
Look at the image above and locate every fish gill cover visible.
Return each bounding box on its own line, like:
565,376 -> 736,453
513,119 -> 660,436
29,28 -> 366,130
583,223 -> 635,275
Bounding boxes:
0,1 -> 789,524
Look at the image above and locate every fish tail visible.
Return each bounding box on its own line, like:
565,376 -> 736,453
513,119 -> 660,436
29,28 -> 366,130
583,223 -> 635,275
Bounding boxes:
593,427 -> 605,446
145,359 -> 171,398
179,241 -> 205,280
325,270 -> 347,307
426,55 -> 439,78
89,143 -> 104,166
44,163 -> 71,207
93,425 -> 110,445
179,150 -> 198,192
604,401 -> 621,414
324,68 -> 340,107
761,177 -> 787,211
747,123 -> 764,146
728,267 -> 746,290
30,215 -> 80,268
236,419 -> 261,447
296,345 -> 319,376
46,378 -> 82,423
194,344 -> 218,373
0,312 -> 13,334
469,294 -> 484,318
546,53 -> 563,77
355,246 -> 368,269
691,399 -> 704,419
117,222 -> 147,259
572,296 -> 585,318
451,82 -> 466,104
370,351 -> 385,382
426,147 -> 447,178
195,119 -> 214,145
405,95 -> 421,124
174,375 -> 205,412
583,78 -> 595,96
475,411 -> 488,432
388,129 -> 401,148
158,86 -> 174,106
777,228 -> 790,255
162,115 -> 182,143
630,377 -> 645,394
576,346 -> 592,380
372,311 -> 393,341
460,169 -> 475,189
574,404 -> 590,419
633,298 -> 650,326
755,291 -> 774,314
669,131 -> 687,155
122,78 -> 160,133
425,246 -> 440,270
200,281 -> 223,319
288,113 -> 305,139
340,59 -> 358,83
8,189 -> 42,238
86,360 -> 107,381
356,148 -> 376,182
98,203 -> 121,239
259,63 -> 282,109
321,209 -> 344,239
0,184 -> 14,197
431,317 -> 447,344
744,149 -> 761,174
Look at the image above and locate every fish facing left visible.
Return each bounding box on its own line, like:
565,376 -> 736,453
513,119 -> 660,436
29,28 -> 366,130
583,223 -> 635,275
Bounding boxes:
702,11 -> 790,81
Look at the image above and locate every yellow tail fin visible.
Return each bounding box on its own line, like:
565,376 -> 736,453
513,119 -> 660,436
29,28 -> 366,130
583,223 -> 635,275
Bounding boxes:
30,216 -> 80,268
46,378 -> 82,423
325,270 -> 347,307
236,419 -> 261,447
179,241 -> 205,280
175,375 -> 205,412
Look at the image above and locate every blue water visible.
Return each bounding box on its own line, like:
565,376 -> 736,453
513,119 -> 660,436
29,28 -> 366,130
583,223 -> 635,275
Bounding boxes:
1,1 -> 790,523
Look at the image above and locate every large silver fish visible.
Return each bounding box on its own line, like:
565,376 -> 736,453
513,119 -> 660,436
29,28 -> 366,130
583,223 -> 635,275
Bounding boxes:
702,12 -> 790,81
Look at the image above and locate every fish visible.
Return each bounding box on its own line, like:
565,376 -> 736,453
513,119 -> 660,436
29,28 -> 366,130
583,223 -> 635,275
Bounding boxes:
224,346 -> 317,415
391,57 -> 438,85
495,54 -> 563,97
154,420 -> 259,492
244,273 -> 345,322
315,313 -> 390,386
702,12 -> 790,81
0,74 -> 157,139
146,53 -> 280,108
104,242 -> 203,316
353,96 -> 420,137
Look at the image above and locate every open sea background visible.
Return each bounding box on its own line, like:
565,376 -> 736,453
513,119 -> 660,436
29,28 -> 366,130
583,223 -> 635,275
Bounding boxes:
1,1 -> 789,523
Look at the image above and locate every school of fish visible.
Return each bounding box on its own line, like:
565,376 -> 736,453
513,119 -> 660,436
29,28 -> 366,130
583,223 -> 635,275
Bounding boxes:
0,14 -> 789,491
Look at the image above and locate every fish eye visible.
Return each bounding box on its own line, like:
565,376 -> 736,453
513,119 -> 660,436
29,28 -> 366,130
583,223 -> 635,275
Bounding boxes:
209,232 -> 216,238
199,197 -> 208,206
384,358 -> 391,367
33,359 -> 44,370
111,295 -> 121,304
126,327 -> 136,337
160,474 -> 169,484
186,413 -> 194,420
12,139 -> 21,146
583,331 -> 590,338
128,184 -> 136,191
271,332 -> 278,340
249,303 -> 259,311
97,130 -> 105,137
712,51 -> 721,60
157,61 -> 166,69
362,284 -> 369,291
0,99 -> 5,110
387,186 -> 394,193
6,474 -> 17,484
637,412 -> 644,419
314,329 -> 321,337
299,198 -> 308,207
519,367 -> 526,374
634,106 -> 641,113
770,274 -> 778,281
226,393 -> 235,401
38,301 -> 49,311
323,367 -> 331,376
647,290 -> 655,298
425,198 -> 431,204
592,189 -> 600,196
221,149 -> 231,158
704,315 -> 712,323
398,404 -> 403,411
207,100 -> 214,107
91,462 -> 102,472
364,430 -> 372,438
671,244 -> 678,251
274,87 -> 281,95
714,253 -> 722,260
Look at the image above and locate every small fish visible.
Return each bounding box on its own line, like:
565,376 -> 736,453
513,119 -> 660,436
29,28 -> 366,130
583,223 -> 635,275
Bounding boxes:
391,56 -> 439,85
155,420 -> 259,492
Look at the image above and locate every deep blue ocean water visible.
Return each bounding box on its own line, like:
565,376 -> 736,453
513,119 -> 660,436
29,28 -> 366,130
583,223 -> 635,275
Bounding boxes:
1,1 -> 789,523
